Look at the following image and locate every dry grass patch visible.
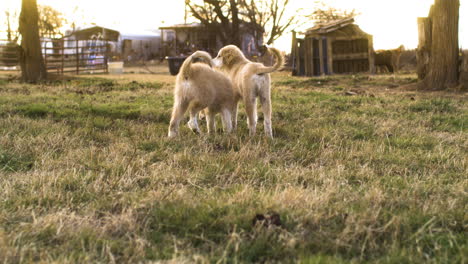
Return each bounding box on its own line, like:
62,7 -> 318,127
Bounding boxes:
0,72 -> 466,263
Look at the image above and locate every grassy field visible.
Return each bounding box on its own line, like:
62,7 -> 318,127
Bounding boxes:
0,69 -> 466,263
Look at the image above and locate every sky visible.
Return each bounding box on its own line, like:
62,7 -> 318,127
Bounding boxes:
1,0 -> 467,51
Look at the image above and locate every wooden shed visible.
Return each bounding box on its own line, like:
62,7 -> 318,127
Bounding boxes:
291,18 -> 375,76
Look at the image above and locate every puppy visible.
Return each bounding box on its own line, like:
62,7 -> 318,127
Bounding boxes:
375,45 -> 405,73
212,45 -> 284,138
168,51 -> 236,138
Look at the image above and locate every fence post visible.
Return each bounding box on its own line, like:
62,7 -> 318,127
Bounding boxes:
60,39 -> 64,75
291,31 -> 297,76
318,38 -> 325,75
105,40 -> 108,73
76,39 -> 79,74
327,38 -> 334,75
43,40 -> 47,73
368,36 -> 375,74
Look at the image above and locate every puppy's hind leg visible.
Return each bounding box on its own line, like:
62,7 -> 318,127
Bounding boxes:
187,107 -> 203,134
231,103 -> 238,131
168,100 -> 189,138
206,111 -> 216,134
245,96 -> 257,136
221,108 -> 233,133
260,93 -> 273,138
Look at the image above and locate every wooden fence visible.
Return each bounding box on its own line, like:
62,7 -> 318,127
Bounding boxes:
0,39 -> 109,74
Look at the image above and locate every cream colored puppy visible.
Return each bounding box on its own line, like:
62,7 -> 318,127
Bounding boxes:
212,45 -> 284,138
168,51 -> 236,138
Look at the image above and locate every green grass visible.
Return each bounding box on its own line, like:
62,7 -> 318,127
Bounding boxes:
0,73 -> 466,263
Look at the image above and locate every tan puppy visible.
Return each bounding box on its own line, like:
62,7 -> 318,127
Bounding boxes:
168,51 -> 236,138
212,45 -> 284,138
375,45 -> 405,73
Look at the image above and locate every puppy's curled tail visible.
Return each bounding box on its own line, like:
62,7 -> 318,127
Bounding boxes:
179,51 -> 213,79
255,47 -> 284,75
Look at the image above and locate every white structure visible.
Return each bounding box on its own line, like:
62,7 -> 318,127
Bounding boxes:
119,30 -> 161,61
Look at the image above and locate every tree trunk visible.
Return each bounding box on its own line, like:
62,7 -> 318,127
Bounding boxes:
229,0 -> 241,47
416,17 -> 432,80
422,0 -> 459,90
19,0 -> 46,82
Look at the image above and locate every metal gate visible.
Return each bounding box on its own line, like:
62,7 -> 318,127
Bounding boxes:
42,39 -> 109,75
0,39 -> 110,75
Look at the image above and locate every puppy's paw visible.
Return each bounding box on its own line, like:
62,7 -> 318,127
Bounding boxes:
187,121 -> 201,134
168,131 -> 177,138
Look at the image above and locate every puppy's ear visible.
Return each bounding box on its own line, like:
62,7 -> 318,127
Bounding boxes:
198,56 -> 212,67
224,53 -> 232,66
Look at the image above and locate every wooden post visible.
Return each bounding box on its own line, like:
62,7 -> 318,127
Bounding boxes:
327,37 -> 334,75
174,30 -> 178,55
105,40 -> 108,73
318,37 -> 325,75
75,39 -> 79,74
305,38 -> 314,76
310,39 -> 314,76
160,29 -> 163,58
43,41 -> 47,73
307,38 -> 314,76
60,39 -> 64,75
291,31 -> 297,75
368,35 -> 375,74
304,37 -> 310,76
297,40 -> 302,76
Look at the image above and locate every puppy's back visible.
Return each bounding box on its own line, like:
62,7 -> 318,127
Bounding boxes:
191,64 -> 234,101
176,63 -> 234,110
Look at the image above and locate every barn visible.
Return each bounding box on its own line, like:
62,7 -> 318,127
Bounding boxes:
291,18 -> 375,76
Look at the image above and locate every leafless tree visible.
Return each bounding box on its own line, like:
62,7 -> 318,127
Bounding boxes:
4,11 -> 20,42
239,0 -> 299,46
308,1 -> 359,24
186,0 -> 242,47
186,0 -> 300,48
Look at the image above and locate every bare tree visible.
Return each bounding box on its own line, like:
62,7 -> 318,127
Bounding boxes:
186,0 -> 298,48
308,1 -> 359,24
186,0 -> 242,47
420,0 -> 460,90
4,11 -> 20,42
239,0 -> 299,46
19,0 -> 47,82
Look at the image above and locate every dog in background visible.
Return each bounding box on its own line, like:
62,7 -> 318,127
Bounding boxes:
212,45 -> 284,138
168,51 -> 236,138
375,45 -> 405,73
